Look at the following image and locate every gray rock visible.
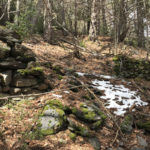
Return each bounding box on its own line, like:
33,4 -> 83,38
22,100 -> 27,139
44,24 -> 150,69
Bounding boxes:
137,136 -> 148,147
131,147 -> 146,150
0,43 -> 11,59
38,105 -> 67,135
10,88 -> 21,94
38,84 -> 48,90
0,70 -> 12,85
13,78 -> 38,87
88,137 -> 101,150
0,60 -> 26,69
11,43 -> 27,56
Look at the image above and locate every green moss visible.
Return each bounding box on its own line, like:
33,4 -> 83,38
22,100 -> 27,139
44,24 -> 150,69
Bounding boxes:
92,120 -> 103,129
55,108 -> 65,117
69,132 -> 77,141
78,125 -> 90,137
48,99 -> 64,110
17,67 -> 43,76
72,107 -> 78,114
53,65 -> 62,74
121,115 -> 133,133
137,121 -> 150,132
58,75 -> 63,80
41,129 -> 54,135
113,56 -> 119,61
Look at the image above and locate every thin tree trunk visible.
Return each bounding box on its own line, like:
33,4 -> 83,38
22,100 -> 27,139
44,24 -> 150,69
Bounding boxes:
43,0 -> 52,43
7,0 -> 12,21
89,0 -> 97,41
14,0 -> 20,25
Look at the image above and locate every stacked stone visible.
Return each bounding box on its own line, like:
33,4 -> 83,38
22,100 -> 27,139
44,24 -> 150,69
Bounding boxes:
0,26 -> 49,95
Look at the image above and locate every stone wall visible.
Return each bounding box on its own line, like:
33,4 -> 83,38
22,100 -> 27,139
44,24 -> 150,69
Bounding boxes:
0,26 -> 49,95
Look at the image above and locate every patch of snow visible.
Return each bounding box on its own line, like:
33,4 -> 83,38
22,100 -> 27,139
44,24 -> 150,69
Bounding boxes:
92,79 -> 148,116
52,94 -> 62,99
64,91 -> 70,94
76,72 -> 85,76
76,72 -> 114,79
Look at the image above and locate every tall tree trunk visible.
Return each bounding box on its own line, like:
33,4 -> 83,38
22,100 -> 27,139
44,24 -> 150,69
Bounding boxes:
30,0 -> 43,33
43,0 -> 52,43
14,0 -> 20,25
101,0 -> 107,35
136,0 -> 145,47
89,0 -> 97,41
7,0 -> 12,21
74,0 -> 77,36
118,0 -> 128,42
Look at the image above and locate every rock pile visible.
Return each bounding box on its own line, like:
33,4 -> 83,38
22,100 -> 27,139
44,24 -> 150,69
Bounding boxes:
0,26 -> 49,95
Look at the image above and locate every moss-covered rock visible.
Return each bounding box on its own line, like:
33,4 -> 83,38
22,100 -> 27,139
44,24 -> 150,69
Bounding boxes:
73,103 -> 106,123
68,115 -> 91,137
37,100 -> 67,136
71,103 -> 106,130
17,67 -> 43,76
121,114 -> 133,133
113,55 -> 150,80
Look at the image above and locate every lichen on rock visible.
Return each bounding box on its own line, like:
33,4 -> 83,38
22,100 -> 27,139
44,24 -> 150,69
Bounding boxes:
71,103 -> 106,129
37,100 -> 67,136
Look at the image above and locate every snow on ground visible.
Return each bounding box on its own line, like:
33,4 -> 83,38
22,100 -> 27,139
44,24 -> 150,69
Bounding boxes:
77,72 -> 148,116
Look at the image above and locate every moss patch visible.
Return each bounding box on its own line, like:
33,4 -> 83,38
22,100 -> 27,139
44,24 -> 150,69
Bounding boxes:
18,67 -> 43,76
69,132 -> 77,141
137,120 -> 150,132
121,115 -> 133,133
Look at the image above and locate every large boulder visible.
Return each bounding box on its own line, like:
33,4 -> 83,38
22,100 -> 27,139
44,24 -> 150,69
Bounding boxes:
71,103 -> 106,130
37,100 -> 67,135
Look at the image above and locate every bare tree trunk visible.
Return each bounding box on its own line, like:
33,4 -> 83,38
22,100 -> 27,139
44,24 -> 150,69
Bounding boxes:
43,0 -> 52,43
14,0 -> 20,25
89,0 -> 97,41
118,0 -> 128,42
101,0 -> 107,35
7,0 -> 12,21
74,0 -> 77,36
30,0 -> 43,33
136,0 -> 145,47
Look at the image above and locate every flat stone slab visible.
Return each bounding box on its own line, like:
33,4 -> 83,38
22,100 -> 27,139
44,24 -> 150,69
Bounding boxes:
0,60 -> 26,69
13,78 -> 38,87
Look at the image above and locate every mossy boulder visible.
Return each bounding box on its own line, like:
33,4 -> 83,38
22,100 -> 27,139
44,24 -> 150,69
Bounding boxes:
71,103 -> 106,130
68,115 -> 91,137
113,55 -> 150,80
121,114 -> 133,133
37,100 -> 67,136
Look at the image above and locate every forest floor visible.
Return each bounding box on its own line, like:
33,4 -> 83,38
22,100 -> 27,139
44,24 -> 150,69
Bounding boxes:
0,35 -> 150,150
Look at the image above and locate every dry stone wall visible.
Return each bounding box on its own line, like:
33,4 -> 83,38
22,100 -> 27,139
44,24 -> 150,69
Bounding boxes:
0,26 -> 49,95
